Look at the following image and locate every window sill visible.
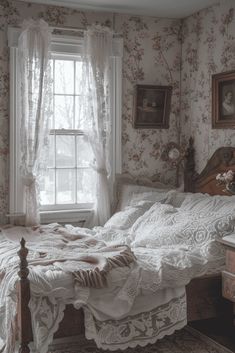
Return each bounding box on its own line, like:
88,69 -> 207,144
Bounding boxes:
40,208 -> 94,227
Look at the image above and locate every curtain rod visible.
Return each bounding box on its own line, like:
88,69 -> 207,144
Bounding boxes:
51,25 -> 122,37
11,25 -> 122,37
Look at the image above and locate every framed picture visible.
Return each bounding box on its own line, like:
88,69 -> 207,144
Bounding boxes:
212,70 -> 235,128
133,84 -> 172,129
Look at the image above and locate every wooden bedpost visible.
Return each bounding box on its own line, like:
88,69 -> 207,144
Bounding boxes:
17,238 -> 33,353
184,137 -> 196,192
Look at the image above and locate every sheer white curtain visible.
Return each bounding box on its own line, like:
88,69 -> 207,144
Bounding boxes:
80,25 -> 113,226
18,19 -> 52,226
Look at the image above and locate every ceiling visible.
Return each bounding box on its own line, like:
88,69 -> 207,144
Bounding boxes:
21,0 -> 219,18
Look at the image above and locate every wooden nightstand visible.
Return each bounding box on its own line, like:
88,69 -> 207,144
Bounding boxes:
218,234 -> 235,326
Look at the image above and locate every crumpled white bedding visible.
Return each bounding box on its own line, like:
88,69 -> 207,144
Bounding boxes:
0,228 -> 187,353
0,199 -> 233,353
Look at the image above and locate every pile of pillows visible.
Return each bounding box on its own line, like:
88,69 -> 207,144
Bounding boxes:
105,183 -> 171,231
104,183 -> 235,254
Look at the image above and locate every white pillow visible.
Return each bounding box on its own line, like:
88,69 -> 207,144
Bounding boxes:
117,183 -> 171,211
104,200 -> 154,230
181,193 -> 235,213
131,203 -> 178,236
129,191 -> 171,206
131,202 -> 235,249
164,190 -> 191,207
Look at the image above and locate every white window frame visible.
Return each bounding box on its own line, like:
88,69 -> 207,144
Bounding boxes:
8,27 -> 122,224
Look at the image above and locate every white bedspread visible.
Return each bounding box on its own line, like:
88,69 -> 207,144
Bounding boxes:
0,226 -> 187,353
0,200 -> 232,353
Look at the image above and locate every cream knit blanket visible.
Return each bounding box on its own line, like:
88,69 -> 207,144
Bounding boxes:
0,224 -> 136,289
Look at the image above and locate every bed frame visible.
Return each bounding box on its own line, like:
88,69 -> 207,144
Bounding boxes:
17,137 -> 235,353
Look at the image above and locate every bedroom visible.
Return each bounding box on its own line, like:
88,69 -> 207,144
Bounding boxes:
1,0 -> 235,352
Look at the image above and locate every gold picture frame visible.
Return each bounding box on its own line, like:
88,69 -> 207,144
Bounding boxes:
212,70 -> 235,129
133,84 -> 172,129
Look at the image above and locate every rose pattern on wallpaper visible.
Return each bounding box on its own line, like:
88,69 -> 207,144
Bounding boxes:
0,0 -> 182,221
181,1 -> 235,173
0,0 -> 115,222
0,0 -> 235,222
115,14 -> 181,184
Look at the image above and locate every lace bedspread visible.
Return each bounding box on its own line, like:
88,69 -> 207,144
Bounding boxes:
0,200 -> 230,353
0,225 -> 135,353
84,292 -> 186,350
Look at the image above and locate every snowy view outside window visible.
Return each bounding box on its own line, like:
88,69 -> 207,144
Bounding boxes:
40,57 -> 95,206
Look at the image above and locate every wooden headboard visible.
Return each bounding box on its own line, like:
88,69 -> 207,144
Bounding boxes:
184,137 -> 235,195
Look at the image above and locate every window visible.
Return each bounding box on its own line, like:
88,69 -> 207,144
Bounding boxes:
8,29 -> 122,224
40,56 -> 95,210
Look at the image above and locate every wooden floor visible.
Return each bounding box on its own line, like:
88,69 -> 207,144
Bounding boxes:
189,318 -> 235,352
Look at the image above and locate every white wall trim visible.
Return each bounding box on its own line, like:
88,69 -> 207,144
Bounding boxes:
115,55 -> 122,174
9,46 -> 17,216
9,46 -> 24,216
17,0 -> 219,18
40,209 -> 93,225
8,27 -> 123,58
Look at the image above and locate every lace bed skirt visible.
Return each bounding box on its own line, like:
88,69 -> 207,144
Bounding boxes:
27,290 -> 186,353
84,293 -> 187,351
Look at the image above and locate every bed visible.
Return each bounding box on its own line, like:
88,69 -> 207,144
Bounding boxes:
1,137 -> 235,353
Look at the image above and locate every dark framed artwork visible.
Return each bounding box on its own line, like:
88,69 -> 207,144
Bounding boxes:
133,84 -> 172,129
212,71 -> 235,128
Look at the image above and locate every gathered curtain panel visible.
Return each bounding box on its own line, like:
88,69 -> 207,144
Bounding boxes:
18,19 -> 52,226
18,20 -> 113,226
80,25 -> 113,226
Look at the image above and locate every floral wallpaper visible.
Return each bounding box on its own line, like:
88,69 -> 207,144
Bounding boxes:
0,0 -> 182,221
0,0 -> 235,222
181,0 -> 235,172
115,15 -> 181,183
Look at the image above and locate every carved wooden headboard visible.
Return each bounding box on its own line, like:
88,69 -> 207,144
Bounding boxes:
184,137 -> 235,195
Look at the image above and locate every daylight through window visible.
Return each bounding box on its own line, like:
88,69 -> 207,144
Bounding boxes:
40,56 -> 95,208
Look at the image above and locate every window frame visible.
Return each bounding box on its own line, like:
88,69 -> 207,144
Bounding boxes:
40,53 -> 95,211
8,28 -> 122,224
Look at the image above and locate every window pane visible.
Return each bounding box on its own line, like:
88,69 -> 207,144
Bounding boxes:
75,96 -> 87,130
40,56 -> 98,209
75,61 -> 83,95
54,60 -> 74,94
77,169 -> 96,203
48,135 -> 55,168
40,169 -> 55,205
56,169 -> 75,204
56,135 -> 75,168
54,95 -> 74,129
77,136 -> 94,167
47,60 -> 54,130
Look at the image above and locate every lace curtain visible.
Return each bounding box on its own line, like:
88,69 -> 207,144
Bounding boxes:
18,19 -> 52,226
80,26 -> 113,226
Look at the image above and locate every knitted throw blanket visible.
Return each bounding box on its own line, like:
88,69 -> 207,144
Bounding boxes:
0,224 -> 136,289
